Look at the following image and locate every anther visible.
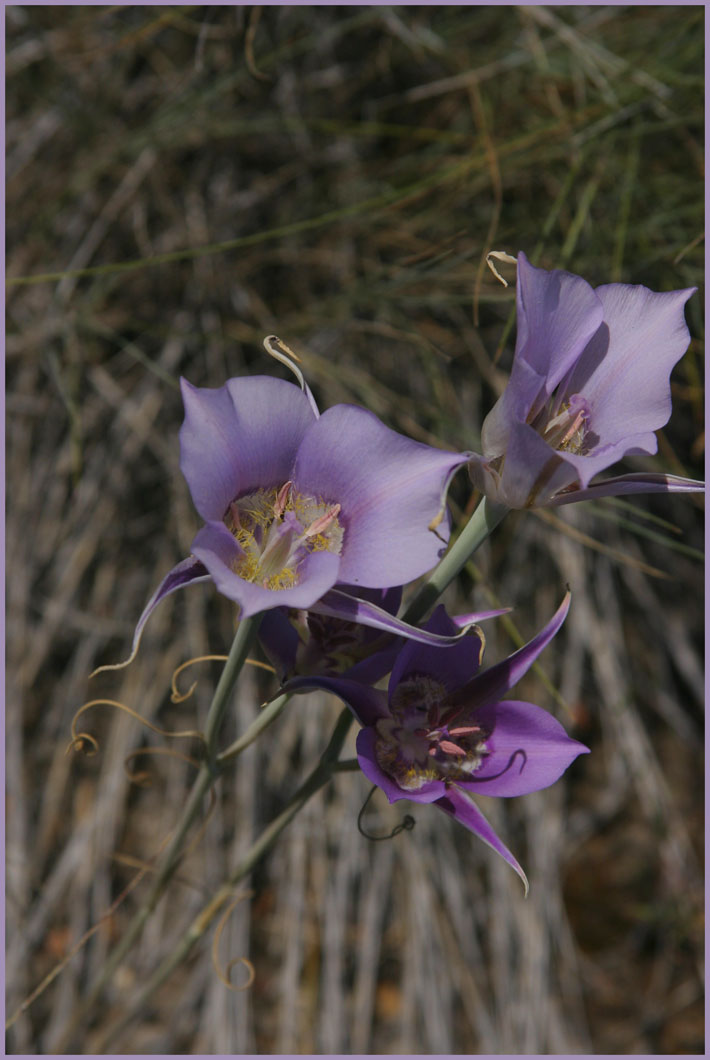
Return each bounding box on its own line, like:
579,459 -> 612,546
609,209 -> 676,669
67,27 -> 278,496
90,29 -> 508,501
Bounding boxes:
559,409 -> 586,448
273,481 -> 293,520
304,503 -> 341,538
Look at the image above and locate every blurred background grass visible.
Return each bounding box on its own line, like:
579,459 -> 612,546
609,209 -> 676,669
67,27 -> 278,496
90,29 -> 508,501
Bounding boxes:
6,4 -> 704,1054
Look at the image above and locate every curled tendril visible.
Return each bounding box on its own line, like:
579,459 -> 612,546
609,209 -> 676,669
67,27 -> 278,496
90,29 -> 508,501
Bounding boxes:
171,655 -> 275,704
66,699 -> 204,758
212,892 -> 256,992
357,785 -> 416,842
123,746 -> 201,787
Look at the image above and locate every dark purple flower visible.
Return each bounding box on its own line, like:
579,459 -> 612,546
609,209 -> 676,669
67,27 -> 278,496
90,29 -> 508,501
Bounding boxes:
469,253 -> 703,507
284,591 -> 587,889
128,375 -> 471,650
259,584 -> 508,685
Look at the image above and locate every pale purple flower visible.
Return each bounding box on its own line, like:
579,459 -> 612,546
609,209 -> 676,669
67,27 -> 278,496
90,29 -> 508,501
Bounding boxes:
127,375 -> 472,655
284,592 -> 587,889
469,253 -> 703,508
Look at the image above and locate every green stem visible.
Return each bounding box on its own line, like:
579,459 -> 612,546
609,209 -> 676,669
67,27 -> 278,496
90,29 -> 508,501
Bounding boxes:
217,689 -> 290,766
403,497 -> 507,625
204,614 -> 262,768
94,709 -> 354,1053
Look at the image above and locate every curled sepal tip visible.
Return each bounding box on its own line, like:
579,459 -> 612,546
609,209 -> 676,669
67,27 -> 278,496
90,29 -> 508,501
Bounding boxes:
263,334 -> 320,417
90,556 -> 210,679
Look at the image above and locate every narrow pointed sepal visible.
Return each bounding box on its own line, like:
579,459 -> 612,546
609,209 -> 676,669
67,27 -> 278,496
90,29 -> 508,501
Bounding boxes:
91,556 -> 210,677
436,786 -> 529,895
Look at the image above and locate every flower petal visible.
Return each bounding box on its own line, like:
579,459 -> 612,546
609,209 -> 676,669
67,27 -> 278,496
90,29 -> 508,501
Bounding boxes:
388,605 -> 485,697
258,608 -> 301,681
94,556 -> 210,676
356,727 -> 446,802
293,403 -> 470,587
191,520 -> 340,618
456,591 -> 570,710
283,673 -> 389,728
559,283 -> 696,446
340,644 -> 402,686
515,251 -> 606,390
482,255 -> 604,456
311,588 -> 497,648
547,471 -> 705,506
461,700 -> 588,796
473,420 -> 581,508
179,376 -> 316,521
434,787 -> 528,893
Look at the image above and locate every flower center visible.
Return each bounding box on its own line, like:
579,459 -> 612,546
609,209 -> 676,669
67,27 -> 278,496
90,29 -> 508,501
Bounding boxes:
225,482 -> 343,591
538,393 -> 591,455
375,675 -> 489,791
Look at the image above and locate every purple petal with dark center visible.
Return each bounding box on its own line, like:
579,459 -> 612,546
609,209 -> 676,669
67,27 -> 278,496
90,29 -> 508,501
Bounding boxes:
191,520 -> 341,618
546,471 -> 705,506
312,588 -> 499,648
126,556 -> 210,666
434,787 -> 528,892
558,283 -> 696,447
179,376 -> 316,522
452,591 -> 570,712
283,674 -> 390,728
293,403 -> 470,587
356,727 -> 446,803
388,605 -> 485,698
460,700 -> 588,796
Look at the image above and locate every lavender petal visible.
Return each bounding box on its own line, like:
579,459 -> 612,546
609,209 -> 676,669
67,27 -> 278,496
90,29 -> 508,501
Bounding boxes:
435,787 -> 528,893
293,403 -> 470,587
460,700 -> 589,796
179,376 -> 316,522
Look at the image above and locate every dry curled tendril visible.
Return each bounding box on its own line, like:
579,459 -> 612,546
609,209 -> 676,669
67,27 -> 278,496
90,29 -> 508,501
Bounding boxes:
123,745 -> 201,787
170,654 -> 274,704
212,892 -> 256,992
67,699 -> 204,758
69,653 -> 275,758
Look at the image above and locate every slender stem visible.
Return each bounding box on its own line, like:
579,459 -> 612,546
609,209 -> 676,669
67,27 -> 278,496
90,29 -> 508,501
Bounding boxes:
403,497 -> 507,625
94,709 -> 354,1053
331,757 -> 361,772
217,690 -> 290,766
204,614 -> 262,767
59,616 -> 261,1051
